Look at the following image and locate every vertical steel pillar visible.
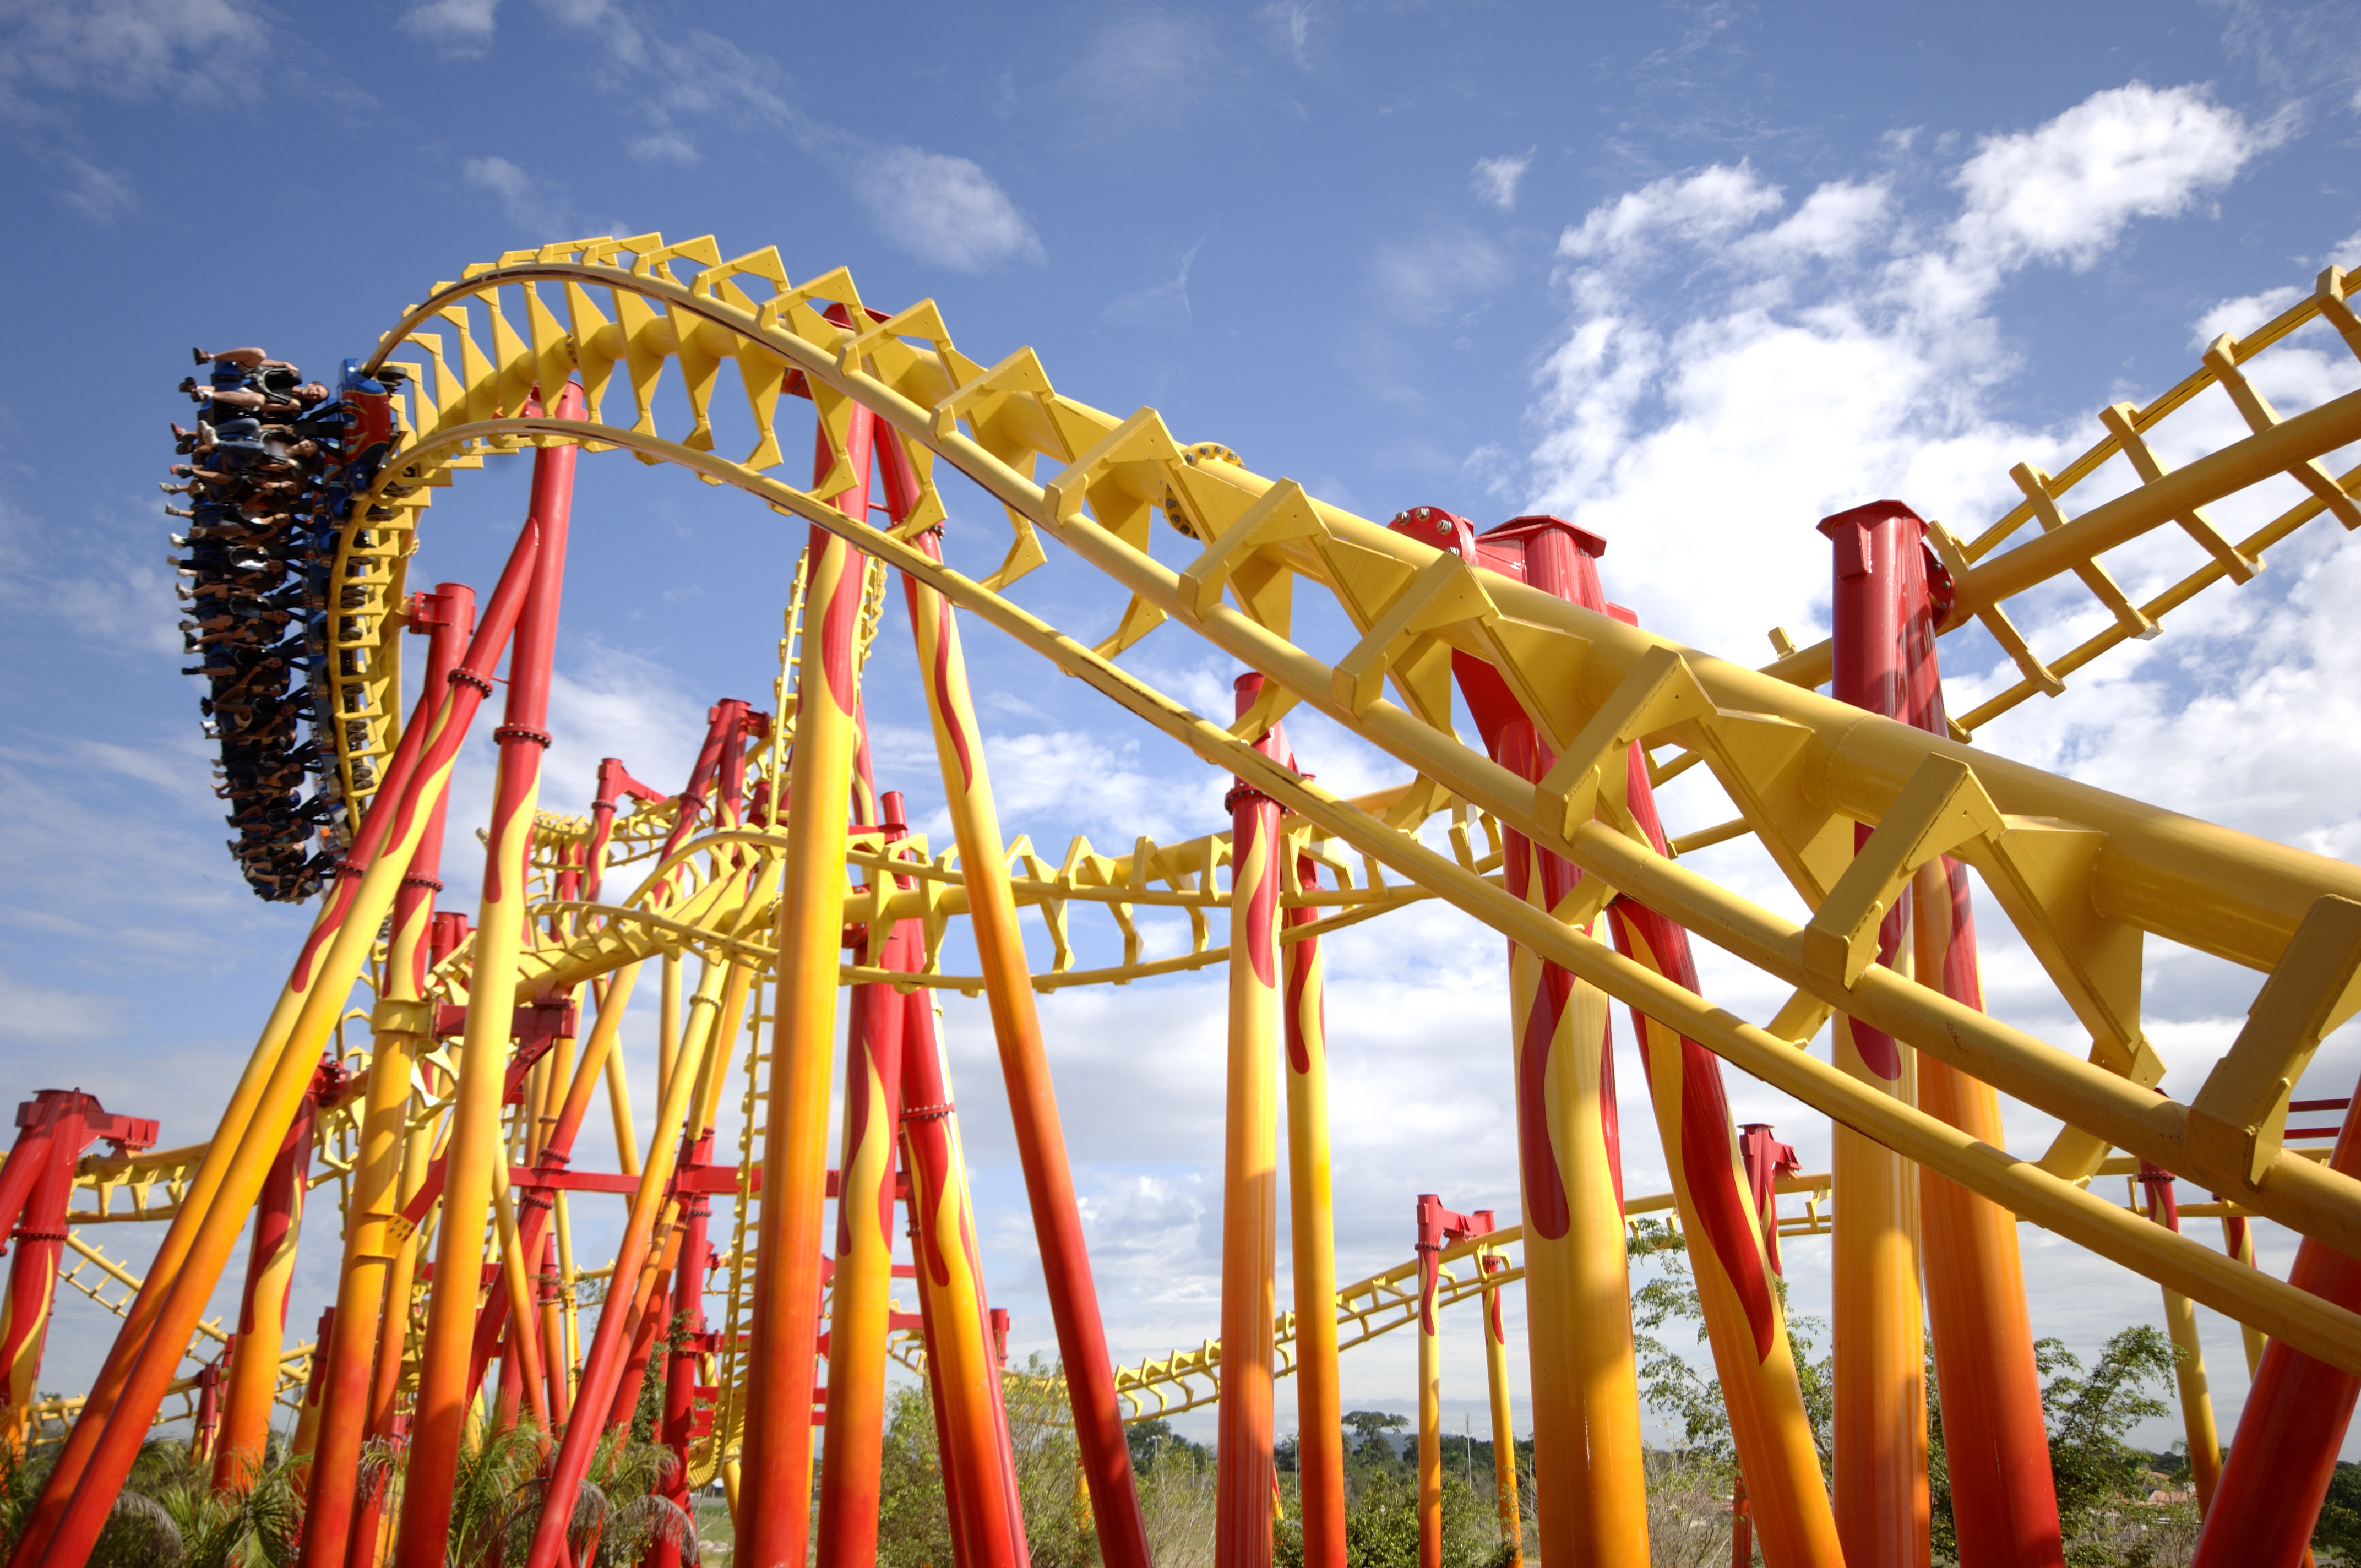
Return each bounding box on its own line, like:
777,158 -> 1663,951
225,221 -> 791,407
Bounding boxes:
2136,1165 -> 2221,1510
734,405 -> 874,1568
0,1104 -> 72,1440
523,988 -> 714,1568
2219,1215 -> 2268,1375
1283,851 -> 1345,1568
899,968 -> 1025,1567
893,511 -> 1148,1567
815,791 -> 912,1566
300,583 -> 473,1568
1220,673 -> 1287,1568
395,385 -> 580,1568
1846,497 -> 2062,1568
214,1081 -> 320,1488
1477,1253 -> 1520,1568
1819,502 -> 1928,1568
1415,1199 -> 1490,1568
1396,509 -> 1710,1565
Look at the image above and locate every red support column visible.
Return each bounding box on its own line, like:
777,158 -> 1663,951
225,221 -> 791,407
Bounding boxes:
0,1096 -> 158,1442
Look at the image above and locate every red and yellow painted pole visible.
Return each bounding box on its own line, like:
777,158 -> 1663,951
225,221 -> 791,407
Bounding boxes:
26,487 -> 548,1568
1871,497 -> 2062,1566
815,804 -> 914,1567
893,496 -> 1148,1567
1609,876 -> 1841,1567
900,974 -> 1026,1567
1392,509 -> 1834,1564
395,386 -> 581,1568
735,409 -> 875,1568
214,1081 -> 319,1488
1393,510 -> 1653,1565
1283,850 -> 1345,1568
522,1009 -> 715,1568
1219,673 -> 1287,1568
300,584 -> 473,1568
2136,1164 -> 2221,1511
1478,1252 -> 1520,1567
1498,759 -> 1649,1564
1414,1199 -> 1492,1568
1912,851 -> 2064,1566
1819,502 -> 1929,1568
0,1095 -> 146,1448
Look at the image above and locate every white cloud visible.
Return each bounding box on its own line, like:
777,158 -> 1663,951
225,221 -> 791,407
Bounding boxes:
461,154 -> 568,233
1726,179 -> 1889,268
1470,149 -> 1535,213
1951,82 -> 2264,273
400,0 -> 500,53
1262,0 -> 1312,69
1557,160 -> 1783,269
628,130 -> 699,166
1528,81 -> 2301,657
0,0 -> 266,100
55,154 -> 134,222
1370,228 -> 1509,322
853,144 -> 1046,272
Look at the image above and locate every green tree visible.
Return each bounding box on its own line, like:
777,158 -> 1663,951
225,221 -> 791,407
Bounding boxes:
2315,1460 -> 2361,1563
2037,1328 -> 2177,1522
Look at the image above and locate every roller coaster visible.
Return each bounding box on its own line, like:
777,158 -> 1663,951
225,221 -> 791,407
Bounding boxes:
4,234 -> 2360,1568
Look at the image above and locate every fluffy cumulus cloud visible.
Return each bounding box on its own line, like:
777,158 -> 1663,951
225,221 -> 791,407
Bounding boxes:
1950,82 -> 2266,271
1526,81 -> 2285,656
853,144 -> 1047,273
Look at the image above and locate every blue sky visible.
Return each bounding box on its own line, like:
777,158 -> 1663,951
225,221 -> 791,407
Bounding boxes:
3,0 -> 2360,1457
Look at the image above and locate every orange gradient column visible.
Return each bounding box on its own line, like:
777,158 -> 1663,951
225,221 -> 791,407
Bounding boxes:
1219,673 -> 1287,1568
900,968 -> 1026,1566
1819,502 -> 1928,1568
1404,509 -> 1649,1566
1496,787 -> 1647,1563
1478,1253 -> 1521,1566
1283,850 -> 1345,1568
396,389 -> 581,1568
894,513 -> 1148,1567
735,410 -> 873,1568
2136,1164 -> 2222,1511
1912,853 -> 2064,1567
301,583 -> 473,1568
814,796 -> 912,1566
213,1084 -> 319,1488
1868,496 -> 2061,1567
1415,1199 -> 1491,1568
